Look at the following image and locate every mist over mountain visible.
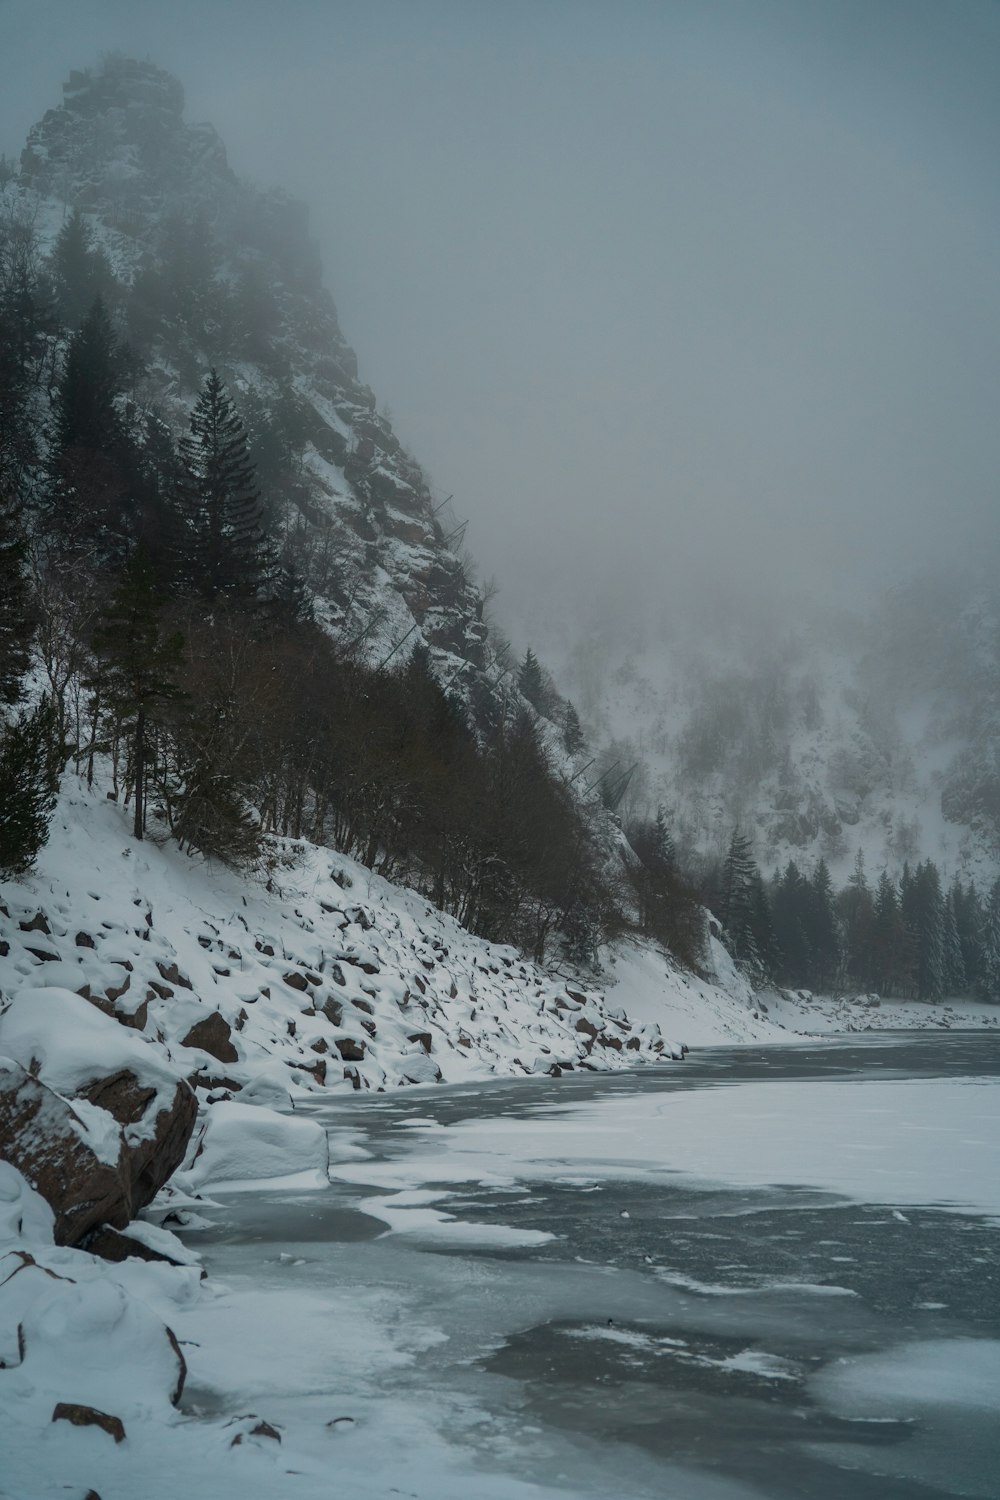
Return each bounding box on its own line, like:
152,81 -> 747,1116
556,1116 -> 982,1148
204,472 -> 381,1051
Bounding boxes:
1,36 -> 998,989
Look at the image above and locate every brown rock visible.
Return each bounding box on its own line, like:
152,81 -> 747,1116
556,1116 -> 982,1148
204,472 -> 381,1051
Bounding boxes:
321,997 -> 344,1027
283,970 -> 308,992
79,1069 -> 197,1215
52,1403 -> 125,1443
19,912 -> 50,935
407,1031 -> 433,1054
75,931 -> 96,948
156,961 -> 192,991
574,1017 -> 599,1040
335,1037 -> 366,1062
181,1012 -> 238,1064
0,1060 -> 128,1245
103,972 -> 131,1005
230,1418 -> 281,1446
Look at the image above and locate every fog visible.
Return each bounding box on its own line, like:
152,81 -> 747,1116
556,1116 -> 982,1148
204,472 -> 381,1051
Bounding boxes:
3,0 -> 999,649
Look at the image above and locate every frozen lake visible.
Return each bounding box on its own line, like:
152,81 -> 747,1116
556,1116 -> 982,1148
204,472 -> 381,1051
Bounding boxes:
180,1033 -> 1000,1499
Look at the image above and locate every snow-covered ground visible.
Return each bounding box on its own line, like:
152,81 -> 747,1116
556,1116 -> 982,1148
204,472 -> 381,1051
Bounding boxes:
0,776 -> 681,1109
8,1035 -> 999,1500
602,938 -> 1000,1046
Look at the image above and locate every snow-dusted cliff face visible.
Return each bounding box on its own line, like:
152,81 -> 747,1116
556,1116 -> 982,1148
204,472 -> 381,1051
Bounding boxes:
558,582 -> 1000,888
14,56 -> 491,688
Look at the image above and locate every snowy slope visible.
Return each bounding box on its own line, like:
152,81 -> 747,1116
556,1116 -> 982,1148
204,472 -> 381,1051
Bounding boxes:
0,775 -> 684,1107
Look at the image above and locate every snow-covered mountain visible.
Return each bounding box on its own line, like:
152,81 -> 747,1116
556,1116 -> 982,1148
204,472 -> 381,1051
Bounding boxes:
13,56 -> 493,691
551,577 -> 1000,889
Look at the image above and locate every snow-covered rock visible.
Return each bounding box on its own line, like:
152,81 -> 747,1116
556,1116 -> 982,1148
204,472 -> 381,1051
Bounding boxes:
0,989 -> 197,1234
178,1101 -> 329,1190
0,1057 -> 129,1244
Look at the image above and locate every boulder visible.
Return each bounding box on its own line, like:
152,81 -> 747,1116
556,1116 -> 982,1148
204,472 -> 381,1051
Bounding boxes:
78,1068 -> 197,1214
335,1037 -> 366,1062
181,1011 -> 238,1064
51,1402 -> 125,1444
0,990 -> 197,1228
0,1059 -> 128,1245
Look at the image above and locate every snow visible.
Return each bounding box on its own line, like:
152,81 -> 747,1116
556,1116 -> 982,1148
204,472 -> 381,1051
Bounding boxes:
331,1074 -> 1000,1218
811,1337 -> 1000,1416
0,1160 -> 54,1245
0,778 -> 680,1112
177,1101 -> 329,1191
359,1188 -> 557,1249
0,987 -> 184,1144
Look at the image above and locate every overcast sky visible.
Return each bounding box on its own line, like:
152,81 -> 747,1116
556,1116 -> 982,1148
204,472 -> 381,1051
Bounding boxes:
3,0 -> 999,646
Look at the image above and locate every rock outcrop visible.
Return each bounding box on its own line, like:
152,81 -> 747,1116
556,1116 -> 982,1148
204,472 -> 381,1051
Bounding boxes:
0,1060 -> 128,1245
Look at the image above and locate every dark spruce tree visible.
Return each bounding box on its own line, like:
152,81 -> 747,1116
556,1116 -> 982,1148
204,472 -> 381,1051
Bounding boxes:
0,696 -> 62,874
46,295 -> 133,558
953,879 -> 983,994
562,700 -> 585,756
89,549 -> 185,840
50,209 -> 113,329
0,212 -> 48,501
517,647 -> 545,711
977,880 -> 1000,1004
0,487 -> 34,702
806,858 -> 841,991
719,827 -> 760,972
176,370 -> 274,602
771,861 -> 812,987
941,885 -> 967,996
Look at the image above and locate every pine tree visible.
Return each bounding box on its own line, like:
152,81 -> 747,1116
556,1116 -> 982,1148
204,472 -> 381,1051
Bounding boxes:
772,861 -> 812,986
651,804 -> 675,873
517,648 -> 545,711
806,858 -> 841,991
720,827 -> 759,970
0,487 -> 34,702
839,848 -> 875,990
53,296 -> 122,455
954,880 -> 984,993
941,885 -> 967,996
747,870 -> 779,979
0,696 -> 61,874
977,880 -> 1000,1004
913,860 -> 945,1001
176,370 -> 274,602
268,558 -> 313,627
562,700 -> 585,756
872,869 -> 908,996
89,550 -> 185,840
46,296 -> 132,556
0,211 -> 47,500
50,209 -> 112,328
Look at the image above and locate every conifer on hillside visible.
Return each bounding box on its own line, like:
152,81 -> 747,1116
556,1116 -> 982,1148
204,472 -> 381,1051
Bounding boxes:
175,369 -> 274,602
0,696 -> 61,874
0,488 -> 34,702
